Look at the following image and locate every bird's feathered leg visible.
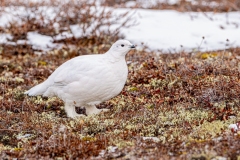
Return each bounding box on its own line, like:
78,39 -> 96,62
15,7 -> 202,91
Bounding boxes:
64,102 -> 85,118
85,105 -> 109,116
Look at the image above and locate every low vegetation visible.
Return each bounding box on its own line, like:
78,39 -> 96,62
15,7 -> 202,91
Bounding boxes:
0,47 -> 240,159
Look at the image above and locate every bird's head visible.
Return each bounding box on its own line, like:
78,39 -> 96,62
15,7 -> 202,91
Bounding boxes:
108,39 -> 135,57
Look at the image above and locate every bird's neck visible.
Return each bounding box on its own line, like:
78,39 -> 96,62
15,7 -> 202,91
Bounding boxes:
105,51 -> 126,62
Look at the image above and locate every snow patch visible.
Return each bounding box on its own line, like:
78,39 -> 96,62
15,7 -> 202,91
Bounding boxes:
27,32 -> 61,51
0,4 -> 240,52
121,9 -> 240,52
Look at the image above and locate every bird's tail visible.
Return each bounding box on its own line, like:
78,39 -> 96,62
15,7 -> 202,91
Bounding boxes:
24,82 -> 48,96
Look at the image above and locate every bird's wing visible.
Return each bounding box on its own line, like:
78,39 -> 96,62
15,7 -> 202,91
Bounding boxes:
47,55 -> 105,86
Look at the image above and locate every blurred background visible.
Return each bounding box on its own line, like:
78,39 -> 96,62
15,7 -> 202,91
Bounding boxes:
0,0 -> 239,55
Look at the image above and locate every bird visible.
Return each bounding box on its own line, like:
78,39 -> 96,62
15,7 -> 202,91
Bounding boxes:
25,40 -> 135,118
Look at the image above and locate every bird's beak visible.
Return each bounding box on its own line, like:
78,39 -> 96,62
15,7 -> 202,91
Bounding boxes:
130,45 -> 135,49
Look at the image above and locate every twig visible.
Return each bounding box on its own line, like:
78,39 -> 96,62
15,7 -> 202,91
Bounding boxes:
0,129 -> 19,132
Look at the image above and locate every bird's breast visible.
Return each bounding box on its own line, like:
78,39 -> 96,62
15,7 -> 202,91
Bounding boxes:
109,60 -> 128,85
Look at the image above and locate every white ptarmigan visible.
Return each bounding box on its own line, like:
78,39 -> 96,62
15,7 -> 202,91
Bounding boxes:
25,40 -> 135,118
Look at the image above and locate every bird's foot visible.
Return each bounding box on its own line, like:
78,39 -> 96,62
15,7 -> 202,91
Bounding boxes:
86,105 -> 109,115
65,105 -> 86,118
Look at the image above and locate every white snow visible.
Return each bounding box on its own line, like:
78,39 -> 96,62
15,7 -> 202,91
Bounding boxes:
54,31 -> 73,41
126,0 -> 179,8
0,6 -> 56,28
120,9 -> 240,52
0,4 -> 240,53
0,34 -> 13,44
27,32 -> 62,51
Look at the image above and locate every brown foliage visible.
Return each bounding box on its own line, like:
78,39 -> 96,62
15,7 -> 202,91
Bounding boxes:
103,0 -> 240,12
0,48 -> 240,159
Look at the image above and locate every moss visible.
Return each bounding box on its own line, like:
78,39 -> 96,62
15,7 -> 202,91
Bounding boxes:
112,139 -> 134,149
81,135 -> 97,142
190,120 -> 232,140
14,77 -> 24,83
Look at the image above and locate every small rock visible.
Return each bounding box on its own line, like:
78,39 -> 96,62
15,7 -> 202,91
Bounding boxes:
142,136 -> 160,143
229,123 -> 240,132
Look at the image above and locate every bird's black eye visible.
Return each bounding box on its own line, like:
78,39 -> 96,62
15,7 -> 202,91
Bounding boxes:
121,44 -> 124,47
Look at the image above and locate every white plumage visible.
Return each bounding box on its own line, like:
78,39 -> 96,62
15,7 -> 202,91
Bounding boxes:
25,40 -> 135,118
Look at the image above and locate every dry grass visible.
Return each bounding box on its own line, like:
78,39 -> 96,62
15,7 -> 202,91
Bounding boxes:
0,48 -> 240,159
103,0 -> 240,12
